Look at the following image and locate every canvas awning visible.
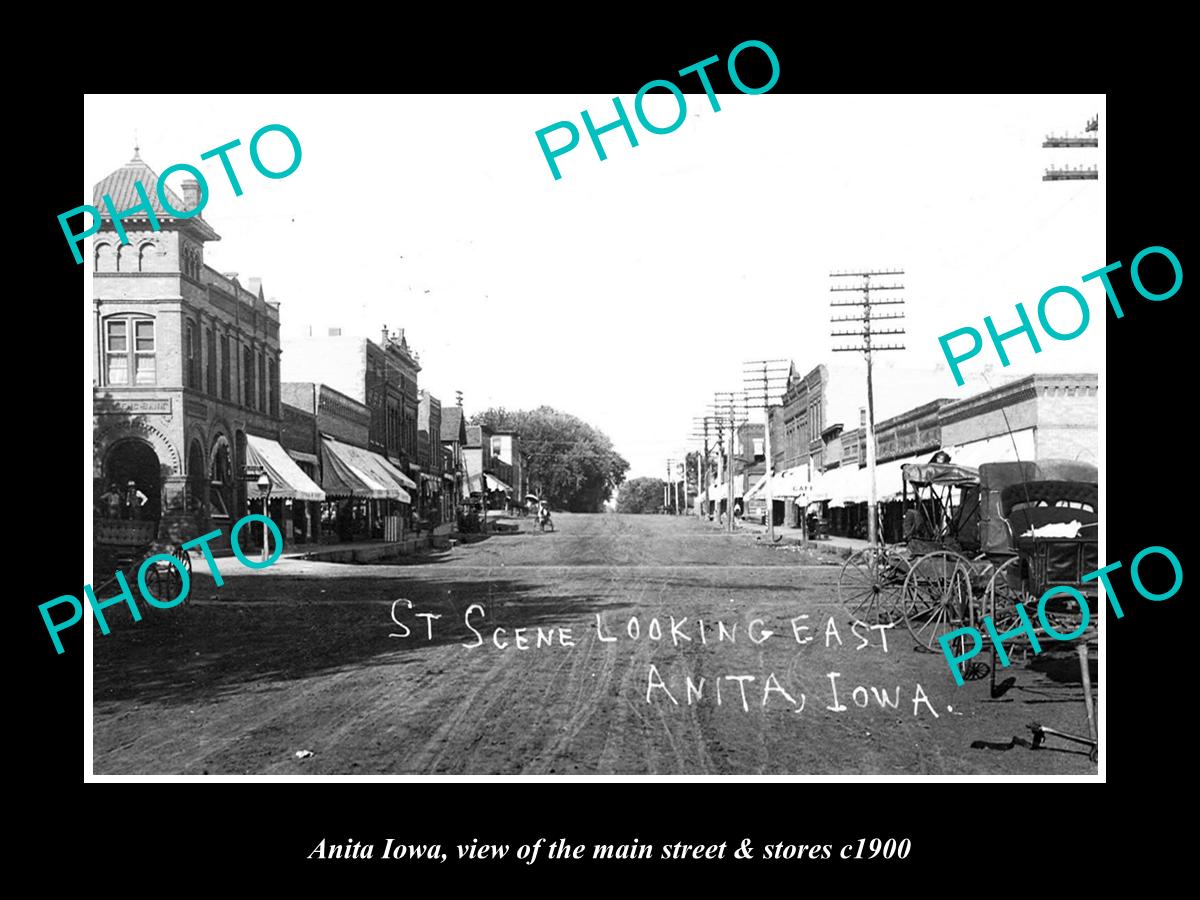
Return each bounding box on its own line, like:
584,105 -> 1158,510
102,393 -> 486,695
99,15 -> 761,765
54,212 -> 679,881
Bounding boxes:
286,449 -> 320,468
874,458 -> 916,501
321,437 -> 413,503
703,481 -> 741,503
245,435 -> 326,501
822,465 -> 869,506
319,439 -> 381,499
769,466 -> 811,499
744,472 -> 769,501
468,472 -> 513,493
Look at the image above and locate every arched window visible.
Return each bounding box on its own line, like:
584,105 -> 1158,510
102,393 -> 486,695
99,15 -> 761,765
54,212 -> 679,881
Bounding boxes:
103,314 -> 156,385
118,242 -> 138,273
209,436 -> 233,519
95,242 -> 116,272
138,242 -> 155,272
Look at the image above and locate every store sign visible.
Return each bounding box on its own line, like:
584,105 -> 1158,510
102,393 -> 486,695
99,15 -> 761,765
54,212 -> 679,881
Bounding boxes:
96,398 -> 171,415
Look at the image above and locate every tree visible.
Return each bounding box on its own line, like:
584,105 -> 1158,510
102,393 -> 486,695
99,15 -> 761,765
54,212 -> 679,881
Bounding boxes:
616,477 -> 667,514
470,406 -> 629,513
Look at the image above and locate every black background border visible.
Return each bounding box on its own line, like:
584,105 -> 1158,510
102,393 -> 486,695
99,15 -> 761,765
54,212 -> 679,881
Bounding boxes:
22,26 -> 1186,885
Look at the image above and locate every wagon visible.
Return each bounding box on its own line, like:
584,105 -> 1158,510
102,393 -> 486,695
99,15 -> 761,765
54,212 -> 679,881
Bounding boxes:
976,460 -> 1098,648
903,460 -> 1098,683
837,461 -> 981,627
93,517 -> 193,606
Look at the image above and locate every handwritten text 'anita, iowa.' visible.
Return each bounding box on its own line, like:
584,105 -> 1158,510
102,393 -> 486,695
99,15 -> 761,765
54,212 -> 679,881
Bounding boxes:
388,602 -> 944,718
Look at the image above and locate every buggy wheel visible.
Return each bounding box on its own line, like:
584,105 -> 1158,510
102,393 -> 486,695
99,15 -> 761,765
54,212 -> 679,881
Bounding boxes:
903,551 -> 972,652
143,557 -> 185,606
174,544 -> 192,579
985,556 -> 1035,635
838,547 -> 910,624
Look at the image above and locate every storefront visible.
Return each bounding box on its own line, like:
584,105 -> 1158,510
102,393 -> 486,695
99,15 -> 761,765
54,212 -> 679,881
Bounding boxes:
468,471 -> 513,511
243,434 -> 327,551
320,436 -> 414,542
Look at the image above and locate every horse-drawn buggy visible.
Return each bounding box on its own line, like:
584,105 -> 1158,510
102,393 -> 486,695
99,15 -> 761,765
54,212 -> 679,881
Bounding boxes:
838,458 -> 1099,678
93,517 -> 193,605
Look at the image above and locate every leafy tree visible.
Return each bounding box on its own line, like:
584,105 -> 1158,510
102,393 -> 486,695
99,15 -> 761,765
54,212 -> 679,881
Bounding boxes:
616,477 -> 667,514
470,406 -> 629,512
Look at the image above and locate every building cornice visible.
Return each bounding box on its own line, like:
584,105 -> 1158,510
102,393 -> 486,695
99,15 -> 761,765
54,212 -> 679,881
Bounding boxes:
939,373 -> 1097,426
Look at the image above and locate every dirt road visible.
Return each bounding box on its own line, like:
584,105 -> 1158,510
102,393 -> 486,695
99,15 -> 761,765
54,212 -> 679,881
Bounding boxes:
93,513 -> 1099,774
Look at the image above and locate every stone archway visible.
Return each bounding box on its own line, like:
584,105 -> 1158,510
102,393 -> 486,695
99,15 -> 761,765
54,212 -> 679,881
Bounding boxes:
102,437 -> 163,524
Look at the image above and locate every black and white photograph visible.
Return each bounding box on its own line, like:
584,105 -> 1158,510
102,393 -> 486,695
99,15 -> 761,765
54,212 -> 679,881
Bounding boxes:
79,89 -> 1113,779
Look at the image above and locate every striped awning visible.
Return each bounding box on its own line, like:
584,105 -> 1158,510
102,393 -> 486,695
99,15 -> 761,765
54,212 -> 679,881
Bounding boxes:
321,437 -> 412,502
468,472 -> 513,494
245,435 -> 326,501
320,439 -> 388,499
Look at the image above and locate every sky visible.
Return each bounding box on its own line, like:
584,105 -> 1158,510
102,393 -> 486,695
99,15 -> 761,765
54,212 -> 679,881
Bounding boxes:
84,93 -> 1104,480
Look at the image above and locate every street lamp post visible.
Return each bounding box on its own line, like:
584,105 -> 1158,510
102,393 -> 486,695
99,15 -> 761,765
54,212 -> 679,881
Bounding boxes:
257,472 -> 273,562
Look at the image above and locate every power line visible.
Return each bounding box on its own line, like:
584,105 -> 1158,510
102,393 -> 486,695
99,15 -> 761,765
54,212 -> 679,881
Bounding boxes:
743,359 -> 790,541
830,269 -> 907,550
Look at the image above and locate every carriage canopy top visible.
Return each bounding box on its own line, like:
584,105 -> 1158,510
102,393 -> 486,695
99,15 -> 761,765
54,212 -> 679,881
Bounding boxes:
978,459 -> 1097,491
901,462 -> 980,487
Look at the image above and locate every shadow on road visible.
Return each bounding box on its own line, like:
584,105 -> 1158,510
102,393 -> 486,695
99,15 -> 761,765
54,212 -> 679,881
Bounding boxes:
93,568 -> 627,708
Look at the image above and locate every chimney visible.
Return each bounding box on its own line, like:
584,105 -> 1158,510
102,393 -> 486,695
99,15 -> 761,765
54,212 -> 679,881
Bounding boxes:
381,325 -> 390,344
182,179 -> 202,211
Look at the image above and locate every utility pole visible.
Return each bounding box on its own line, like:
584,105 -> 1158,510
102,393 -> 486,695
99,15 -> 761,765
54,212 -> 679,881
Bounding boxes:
664,459 -> 671,514
712,392 -> 748,533
830,270 -> 906,551
691,416 -> 718,520
676,459 -> 683,515
743,359 -> 789,541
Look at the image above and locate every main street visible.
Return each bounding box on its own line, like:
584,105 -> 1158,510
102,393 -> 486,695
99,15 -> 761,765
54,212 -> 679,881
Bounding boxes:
93,514 -> 1098,775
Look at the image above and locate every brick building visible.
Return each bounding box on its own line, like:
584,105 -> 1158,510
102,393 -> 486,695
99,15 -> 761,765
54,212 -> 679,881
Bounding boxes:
280,327 -> 423,481
441,405 -> 468,518
92,149 -> 320,550
808,372 -> 1098,541
417,390 -> 451,526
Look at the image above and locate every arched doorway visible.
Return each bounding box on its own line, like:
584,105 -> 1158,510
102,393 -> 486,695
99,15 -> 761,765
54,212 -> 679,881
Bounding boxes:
103,438 -> 163,524
209,435 -> 234,522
